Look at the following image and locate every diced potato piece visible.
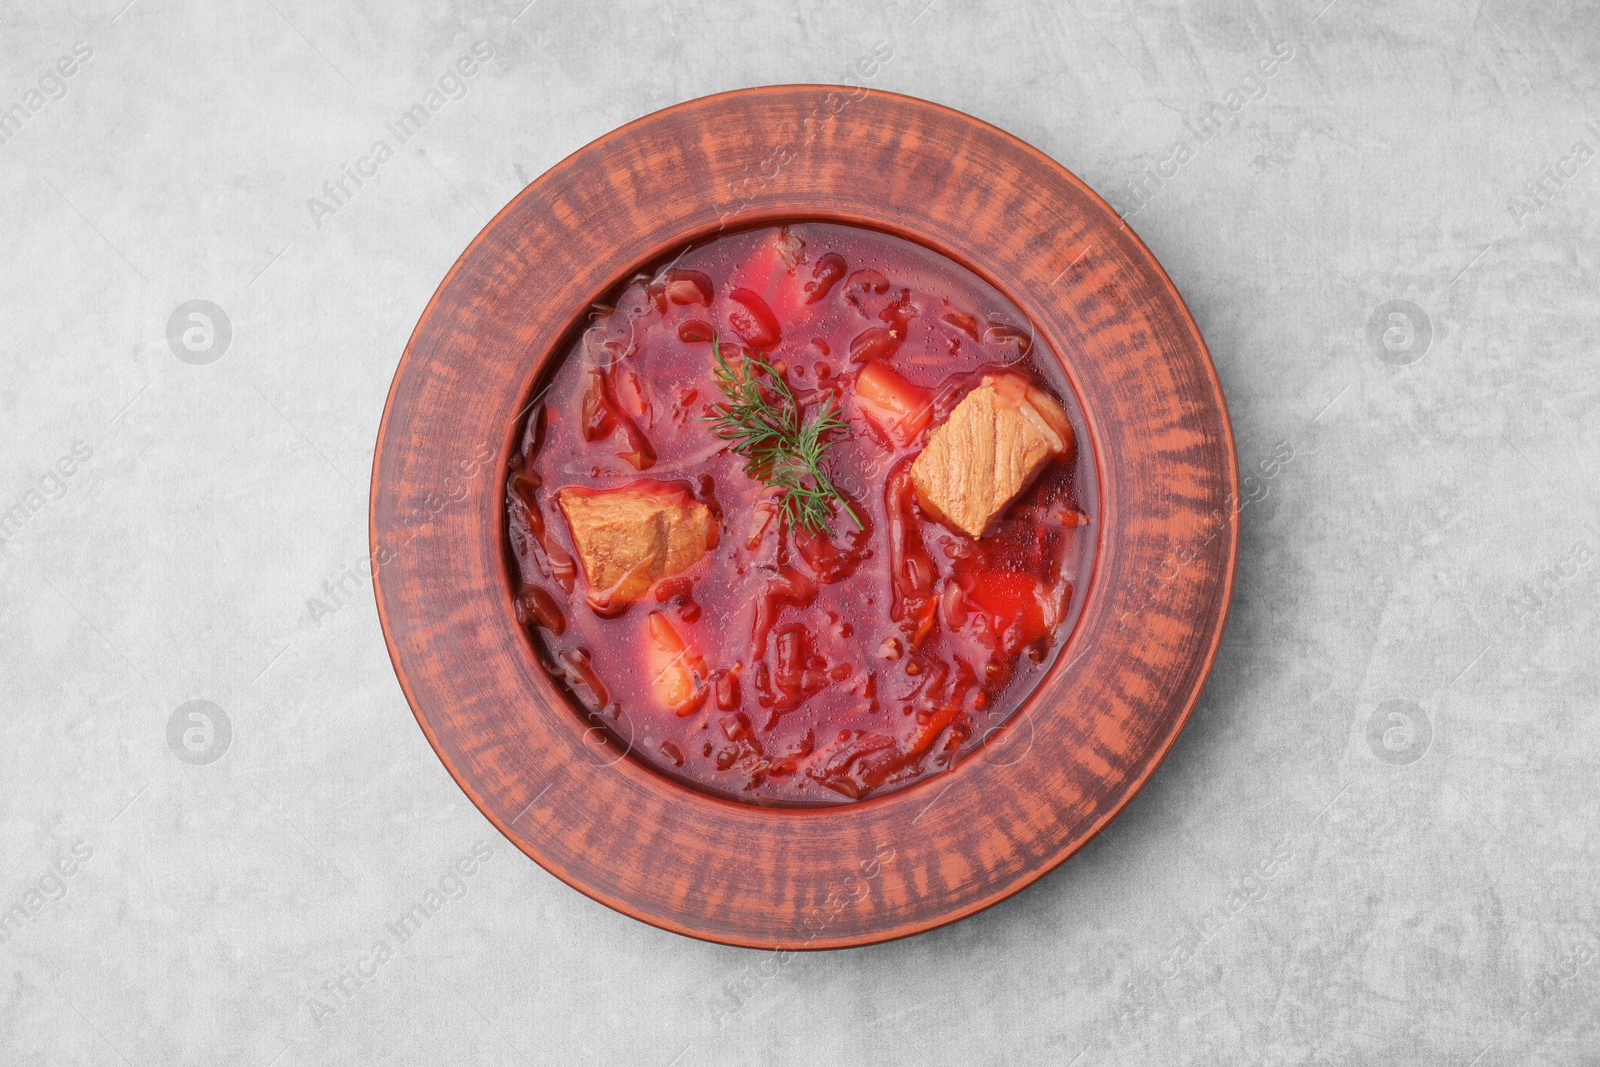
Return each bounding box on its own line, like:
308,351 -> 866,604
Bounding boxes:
909,373 -> 1073,538
645,612 -> 708,715
556,481 -> 716,613
854,361 -> 932,446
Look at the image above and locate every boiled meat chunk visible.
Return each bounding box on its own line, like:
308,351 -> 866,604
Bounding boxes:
556,481 -> 716,613
909,373 -> 1073,538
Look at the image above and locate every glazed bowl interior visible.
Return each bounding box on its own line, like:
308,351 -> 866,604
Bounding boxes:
494,213 -> 1108,809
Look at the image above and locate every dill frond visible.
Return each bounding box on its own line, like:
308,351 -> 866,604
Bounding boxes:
704,335 -> 862,537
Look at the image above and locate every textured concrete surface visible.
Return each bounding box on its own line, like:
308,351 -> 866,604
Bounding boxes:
1,0 -> 1597,1063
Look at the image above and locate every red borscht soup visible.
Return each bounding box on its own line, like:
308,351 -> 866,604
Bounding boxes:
505,223 -> 1096,804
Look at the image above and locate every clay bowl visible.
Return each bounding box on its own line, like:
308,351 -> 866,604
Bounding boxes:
371,85 -> 1237,949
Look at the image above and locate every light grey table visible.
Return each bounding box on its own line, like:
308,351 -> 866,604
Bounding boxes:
2,1 -> 1595,1063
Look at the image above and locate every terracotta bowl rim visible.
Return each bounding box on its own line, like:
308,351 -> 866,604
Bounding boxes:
371,83 -> 1239,949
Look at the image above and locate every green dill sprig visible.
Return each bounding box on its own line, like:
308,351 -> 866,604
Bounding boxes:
704,335 -> 862,537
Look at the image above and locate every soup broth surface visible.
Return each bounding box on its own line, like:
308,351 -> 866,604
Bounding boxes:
505,222 -> 1096,804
